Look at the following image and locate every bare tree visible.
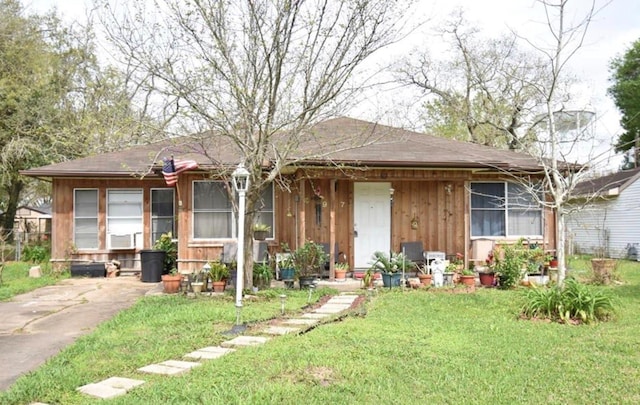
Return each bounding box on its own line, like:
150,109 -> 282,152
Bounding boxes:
398,11 -> 553,151
502,0 -> 611,285
96,0 -> 411,285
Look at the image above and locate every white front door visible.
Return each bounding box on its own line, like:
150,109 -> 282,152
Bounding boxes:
354,182 -> 391,269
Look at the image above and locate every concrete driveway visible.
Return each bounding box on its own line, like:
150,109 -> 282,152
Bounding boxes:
0,277 -> 160,391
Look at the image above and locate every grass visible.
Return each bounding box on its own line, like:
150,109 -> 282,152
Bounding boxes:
0,261 -> 67,301
2,257 -> 640,404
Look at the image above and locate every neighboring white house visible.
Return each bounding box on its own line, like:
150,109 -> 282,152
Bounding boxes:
566,167 -> 640,259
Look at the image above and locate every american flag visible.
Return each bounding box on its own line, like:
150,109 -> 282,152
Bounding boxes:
162,157 -> 198,186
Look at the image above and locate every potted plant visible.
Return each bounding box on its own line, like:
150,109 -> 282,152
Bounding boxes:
253,223 -> 271,241
190,267 -> 208,294
161,267 -> 182,294
208,260 -> 229,293
278,253 -> 295,281
478,251 -> 497,287
362,267 -> 376,288
291,240 -> 327,288
459,268 -> 475,287
253,261 -> 273,290
370,251 -> 411,288
334,262 -> 349,280
416,264 -> 432,286
444,262 -> 458,286
493,239 -> 527,289
153,232 -> 178,273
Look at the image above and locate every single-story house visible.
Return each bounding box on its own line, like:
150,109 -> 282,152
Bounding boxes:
21,117 -> 557,276
566,167 -> 640,259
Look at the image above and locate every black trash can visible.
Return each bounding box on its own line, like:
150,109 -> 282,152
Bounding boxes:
140,249 -> 166,282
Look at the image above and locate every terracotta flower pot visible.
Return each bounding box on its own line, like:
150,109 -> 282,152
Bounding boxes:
161,274 -> 182,294
460,275 -> 475,287
335,269 -> 347,280
417,273 -> 432,286
212,280 -> 226,293
478,272 -> 496,287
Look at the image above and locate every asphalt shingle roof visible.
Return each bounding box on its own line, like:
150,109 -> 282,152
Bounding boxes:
21,117 -> 543,178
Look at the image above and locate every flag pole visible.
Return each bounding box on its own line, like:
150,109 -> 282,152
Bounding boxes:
176,181 -> 183,208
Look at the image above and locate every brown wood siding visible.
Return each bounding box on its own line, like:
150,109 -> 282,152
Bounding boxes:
48,168 -> 556,273
51,177 -> 170,271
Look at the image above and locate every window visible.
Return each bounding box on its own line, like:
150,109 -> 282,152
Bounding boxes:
193,181 -> 233,238
471,182 -> 542,237
107,189 -> 143,236
151,188 -> 175,245
74,189 -> 98,249
254,185 -> 274,238
192,181 -> 275,239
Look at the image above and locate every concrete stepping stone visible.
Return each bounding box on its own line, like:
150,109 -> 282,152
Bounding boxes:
282,318 -> 319,326
184,346 -> 236,360
314,304 -> 350,314
138,360 -> 201,375
300,312 -> 331,319
327,296 -> 358,304
221,335 -> 269,347
77,376 -> 145,399
262,326 -> 300,335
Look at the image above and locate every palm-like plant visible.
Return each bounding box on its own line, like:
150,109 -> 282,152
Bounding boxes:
370,251 -> 413,274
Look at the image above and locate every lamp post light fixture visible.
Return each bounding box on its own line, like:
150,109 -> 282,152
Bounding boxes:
232,162 -> 250,326
279,294 -> 287,316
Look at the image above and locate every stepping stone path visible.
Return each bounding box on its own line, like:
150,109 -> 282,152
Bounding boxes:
68,292 -> 361,401
77,377 -> 145,399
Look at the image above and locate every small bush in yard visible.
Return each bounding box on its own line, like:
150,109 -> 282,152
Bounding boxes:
521,278 -> 616,324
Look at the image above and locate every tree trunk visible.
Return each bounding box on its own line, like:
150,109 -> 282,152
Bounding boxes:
556,210 -> 566,286
1,180 -> 24,243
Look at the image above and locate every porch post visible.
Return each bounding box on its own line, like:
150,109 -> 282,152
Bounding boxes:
298,178 -> 306,249
329,179 -> 336,280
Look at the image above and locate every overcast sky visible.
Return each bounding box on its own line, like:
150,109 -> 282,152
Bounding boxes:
29,0 -> 639,169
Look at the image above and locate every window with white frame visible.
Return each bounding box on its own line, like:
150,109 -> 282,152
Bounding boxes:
192,181 -> 275,239
151,188 -> 175,245
471,182 -> 542,237
74,189 -> 98,249
107,189 -> 143,237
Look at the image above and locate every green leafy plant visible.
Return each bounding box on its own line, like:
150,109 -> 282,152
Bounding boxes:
153,232 -> 177,272
253,261 -> 272,287
461,268 -> 475,276
493,240 -> 527,289
22,241 -> 50,263
207,260 -> 229,281
521,278 -> 616,324
290,241 -> 327,277
370,251 -> 413,274
362,267 -> 375,287
253,223 -> 271,232
335,262 -> 349,272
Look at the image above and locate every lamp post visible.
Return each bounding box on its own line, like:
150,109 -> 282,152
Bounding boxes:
232,163 -> 250,326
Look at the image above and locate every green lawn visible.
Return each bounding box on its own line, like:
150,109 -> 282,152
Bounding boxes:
0,261 -> 66,301
2,258 -> 640,404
